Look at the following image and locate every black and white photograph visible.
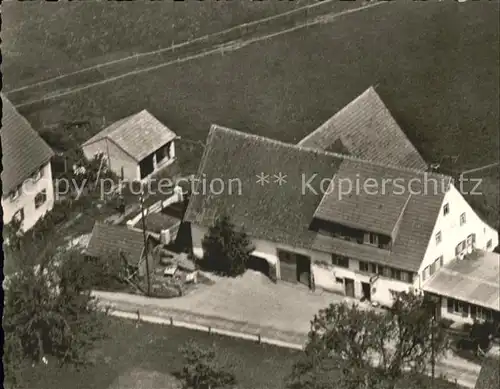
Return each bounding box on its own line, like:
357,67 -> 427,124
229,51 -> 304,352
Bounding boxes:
1,0 -> 499,388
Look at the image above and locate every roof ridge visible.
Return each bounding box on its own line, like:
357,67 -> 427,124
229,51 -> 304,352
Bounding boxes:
209,124 -> 450,181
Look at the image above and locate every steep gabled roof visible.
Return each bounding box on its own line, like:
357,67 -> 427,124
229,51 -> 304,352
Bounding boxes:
82,110 -> 176,162
298,87 -> 427,171
1,94 -> 54,195
85,222 -> 145,265
184,125 -> 450,272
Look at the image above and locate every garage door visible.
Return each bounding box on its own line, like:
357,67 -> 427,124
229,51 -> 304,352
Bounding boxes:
278,250 -> 297,283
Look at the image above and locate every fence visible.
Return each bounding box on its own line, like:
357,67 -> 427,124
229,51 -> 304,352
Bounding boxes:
109,309 -> 304,351
126,187 -> 183,227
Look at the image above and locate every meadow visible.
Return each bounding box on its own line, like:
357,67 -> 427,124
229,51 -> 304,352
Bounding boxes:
17,317 -> 464,389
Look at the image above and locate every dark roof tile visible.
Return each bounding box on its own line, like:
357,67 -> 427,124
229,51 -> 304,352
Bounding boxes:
298,87 -> 427,171
82,110 -> 176,162
85,222 -> 145,265
184,126 -> 449,272
1,94 -> 54,195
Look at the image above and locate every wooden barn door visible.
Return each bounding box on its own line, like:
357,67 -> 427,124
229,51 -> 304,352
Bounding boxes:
296,254 -> 311,288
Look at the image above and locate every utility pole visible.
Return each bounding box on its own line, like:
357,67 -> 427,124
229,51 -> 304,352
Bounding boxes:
139,190 -> 151,296
431,309 -> 436,387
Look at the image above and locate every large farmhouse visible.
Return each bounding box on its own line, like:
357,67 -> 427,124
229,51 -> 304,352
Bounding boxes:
184,125 -> 498,311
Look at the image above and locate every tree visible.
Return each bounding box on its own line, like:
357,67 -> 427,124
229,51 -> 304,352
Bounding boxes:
469,319 -> 496,353
287,291 -> 451,389
201,214 -> 254,277
3,246 -> 108,388
178,341 -> 236,389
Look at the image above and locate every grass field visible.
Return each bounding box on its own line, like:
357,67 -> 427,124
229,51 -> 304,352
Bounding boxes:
17,317 -> 299,389
16,317 -> 464,389
1,0 -> 323,89
6,1 -> 498,169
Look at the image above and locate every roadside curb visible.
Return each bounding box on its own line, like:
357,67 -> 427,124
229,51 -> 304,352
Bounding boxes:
108,309 -> 304,351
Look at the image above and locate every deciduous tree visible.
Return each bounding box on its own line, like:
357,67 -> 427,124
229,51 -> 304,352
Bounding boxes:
287,291 -> 451,389
3,246 -> 108,388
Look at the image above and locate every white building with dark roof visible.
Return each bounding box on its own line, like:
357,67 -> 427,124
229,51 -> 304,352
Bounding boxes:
82,110 -> 178,182
1,94 -> 55,232
184,125 -> 498,308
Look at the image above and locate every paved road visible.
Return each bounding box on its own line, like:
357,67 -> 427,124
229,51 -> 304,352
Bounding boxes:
92,271 -> 482,388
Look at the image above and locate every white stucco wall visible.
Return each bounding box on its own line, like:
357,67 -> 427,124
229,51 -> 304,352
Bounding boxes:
418,184 -> 499,287
2,162 -> 55,232
190,223 -> 412,306
83,138 -> 176,183
83,139 -> 140,182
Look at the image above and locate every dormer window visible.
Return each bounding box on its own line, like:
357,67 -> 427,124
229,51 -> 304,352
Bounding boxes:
443,203 -> 449,216
10,188 -> 21,202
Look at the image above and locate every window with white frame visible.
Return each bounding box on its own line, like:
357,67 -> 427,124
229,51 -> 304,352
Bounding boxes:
443,203 -> 449,215
435,231 -> 442,245
359,261 -> 369,272
429,261 -> 437,276
467,234 -> 476,247
460,212 -> 466,226
455,241 -> 466,256
422,266 -> 429,281
369,232 -> 378,245
34,189 -> 47,209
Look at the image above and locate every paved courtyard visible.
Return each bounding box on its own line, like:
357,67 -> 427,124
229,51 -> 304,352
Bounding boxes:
98,271 -> 349,334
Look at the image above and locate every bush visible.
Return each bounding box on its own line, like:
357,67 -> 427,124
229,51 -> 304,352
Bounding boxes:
200,215 -> 254,277
178,341 -> 236,389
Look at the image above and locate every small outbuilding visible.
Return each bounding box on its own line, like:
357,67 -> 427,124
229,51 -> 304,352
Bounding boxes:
82,110 -> 177,182
84,221 -> 154,277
